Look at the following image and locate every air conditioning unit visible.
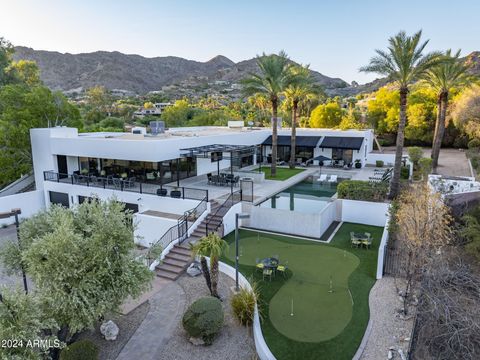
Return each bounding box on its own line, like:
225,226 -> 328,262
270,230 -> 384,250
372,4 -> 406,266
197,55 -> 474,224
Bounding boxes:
150,121 -> 165,135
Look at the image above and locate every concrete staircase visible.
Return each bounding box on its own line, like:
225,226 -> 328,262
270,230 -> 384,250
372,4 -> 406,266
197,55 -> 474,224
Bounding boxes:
155,199 -> 224,280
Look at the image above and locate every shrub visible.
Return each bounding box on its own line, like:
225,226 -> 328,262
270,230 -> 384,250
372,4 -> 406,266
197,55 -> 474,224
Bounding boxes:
60,340 -> 99,360
375,160 -> 384,168
468,138 -> 480,149
400,166 -> 410,180
182,296 -> 224,345
408,146 -> 423,165
231,283 -> 260,326
418,157 -> 432,177
337,180 -> 388,202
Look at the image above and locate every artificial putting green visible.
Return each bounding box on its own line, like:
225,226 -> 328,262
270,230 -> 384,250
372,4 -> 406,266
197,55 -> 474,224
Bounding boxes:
225,236 -> 359,342
255,166 -> 306,180
222,223 -> 384,360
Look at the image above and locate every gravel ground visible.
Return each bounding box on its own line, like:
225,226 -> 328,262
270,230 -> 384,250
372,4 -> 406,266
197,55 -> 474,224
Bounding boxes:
77,301 -> 150,360
158,273 -> 256,360
360,277 -> 414,360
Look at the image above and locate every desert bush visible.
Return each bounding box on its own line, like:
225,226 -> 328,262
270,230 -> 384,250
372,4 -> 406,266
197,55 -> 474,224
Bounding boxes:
418,157 -> 432,177
231,283 -> 260,326
400,166 -> 410,179
467,138 -> 480,149
408,146 -> 423,166
182,296 -> 224,345
60,340 -> 98,360
337,180 -> 388,202
375,160 -> 384,168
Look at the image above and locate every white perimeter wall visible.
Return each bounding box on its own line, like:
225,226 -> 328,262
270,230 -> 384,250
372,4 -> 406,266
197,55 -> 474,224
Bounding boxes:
340,199 -> 390,227
222,202 -> 242,236
365,153 -> 395,167
0,190 -> 45,225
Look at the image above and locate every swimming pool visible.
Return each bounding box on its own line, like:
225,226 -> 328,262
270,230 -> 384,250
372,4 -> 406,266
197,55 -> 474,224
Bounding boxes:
259,177 -> 340,213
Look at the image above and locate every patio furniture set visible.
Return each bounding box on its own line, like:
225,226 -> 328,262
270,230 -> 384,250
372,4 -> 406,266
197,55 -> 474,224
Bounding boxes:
350,232 -> 373,249
207,173 -> 240,187
255,256 -> 288,281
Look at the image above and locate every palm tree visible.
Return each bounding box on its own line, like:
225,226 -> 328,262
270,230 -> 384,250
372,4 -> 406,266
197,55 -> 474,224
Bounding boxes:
241,51 -> 292,177
360,30 -> 442,198
191,233 -> 227,298
423,50 -> 473,173
284,65 -> 317,168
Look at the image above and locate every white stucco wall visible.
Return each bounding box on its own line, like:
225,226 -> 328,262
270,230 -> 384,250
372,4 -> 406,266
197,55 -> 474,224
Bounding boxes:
134,213 -> 178,247
222,202 -> 243,236
0,190 -> 46,225
43,181 -> 200,214
340,199 -> 389,227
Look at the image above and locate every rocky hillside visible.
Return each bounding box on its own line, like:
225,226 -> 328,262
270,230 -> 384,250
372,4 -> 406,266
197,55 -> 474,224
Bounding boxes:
13,46 -> 348,94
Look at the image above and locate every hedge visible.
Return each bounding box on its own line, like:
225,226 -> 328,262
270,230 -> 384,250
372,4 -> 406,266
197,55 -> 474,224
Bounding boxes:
337,180 -> 388,202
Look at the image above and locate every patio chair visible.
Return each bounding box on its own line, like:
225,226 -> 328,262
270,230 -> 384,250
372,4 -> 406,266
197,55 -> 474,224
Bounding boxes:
328,174 -> 338,183
113,178 -> 122,189
350,232 -> 361,248
276,264 -> 288,278
263,268 -> 273,282
255,258 -> 264,272
272,254 -> 279,261
207,173 -> 213,184
125,177 -> 136,188
362,236 -> 373,249
317,174 -> 327,182
232,176 -> 240,187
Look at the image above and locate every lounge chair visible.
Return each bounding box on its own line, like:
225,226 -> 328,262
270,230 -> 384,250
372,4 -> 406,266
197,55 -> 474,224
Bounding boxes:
328,174 -> 338,183
317,174 -> 327,182
362,236 -> 373,249
350,232 -> 361,248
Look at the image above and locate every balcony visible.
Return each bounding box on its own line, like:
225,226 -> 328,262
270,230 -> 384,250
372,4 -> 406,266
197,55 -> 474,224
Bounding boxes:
43,171 -> 208,201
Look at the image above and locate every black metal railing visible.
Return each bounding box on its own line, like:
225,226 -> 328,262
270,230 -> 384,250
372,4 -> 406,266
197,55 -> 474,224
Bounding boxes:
205,190 -> 242,236
153,196 -> 208,251
43,170 -> 208,202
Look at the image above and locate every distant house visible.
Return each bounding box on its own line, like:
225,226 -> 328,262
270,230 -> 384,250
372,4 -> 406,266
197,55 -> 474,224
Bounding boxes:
133,102 -> 172,118
111,89 -> 136,97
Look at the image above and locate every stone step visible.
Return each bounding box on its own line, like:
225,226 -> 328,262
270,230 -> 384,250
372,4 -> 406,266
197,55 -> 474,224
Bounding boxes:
171,246 -> 191,256
165,252 -> 191,262
156,263 -> 185,274
156,269 -> 179,280
163,258 -> 188,268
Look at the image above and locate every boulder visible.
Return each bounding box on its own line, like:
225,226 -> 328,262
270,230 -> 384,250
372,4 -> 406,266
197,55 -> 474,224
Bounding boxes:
187,261 -> 202,277
100,320 -> 119,341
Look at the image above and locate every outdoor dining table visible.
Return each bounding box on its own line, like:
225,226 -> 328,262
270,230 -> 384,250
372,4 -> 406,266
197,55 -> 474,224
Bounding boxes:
353,232 -> 368,240
261,257 -> 279,270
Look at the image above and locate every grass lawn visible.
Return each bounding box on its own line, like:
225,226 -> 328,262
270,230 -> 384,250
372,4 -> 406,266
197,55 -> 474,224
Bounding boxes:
221,223 -> 383,360
256,166 -> 306,180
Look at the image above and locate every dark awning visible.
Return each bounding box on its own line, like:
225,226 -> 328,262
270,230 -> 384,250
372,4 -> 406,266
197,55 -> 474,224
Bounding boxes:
319,136 -> 364,150
261,135 -> 321,147
313,155 -> 331,161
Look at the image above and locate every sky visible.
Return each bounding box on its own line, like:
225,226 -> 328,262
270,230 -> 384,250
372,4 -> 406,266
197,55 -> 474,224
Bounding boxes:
1,0 -> 480,84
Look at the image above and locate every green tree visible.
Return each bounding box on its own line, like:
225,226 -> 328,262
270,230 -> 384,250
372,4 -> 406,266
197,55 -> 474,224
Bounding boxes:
0,37 -> 15,85
6,60 -> 41,86
423,50 -> 474,172
0,287 -> 59,360
0,200 -> 153,344
309,101 -> 343,128
284,65 -> 317,168
192,233 -> 227,298
161,99 -> 196,127
0,85 -> 81,187
361,30 -> 442,198
451,85 -> 480,139
241,51 -> 293,177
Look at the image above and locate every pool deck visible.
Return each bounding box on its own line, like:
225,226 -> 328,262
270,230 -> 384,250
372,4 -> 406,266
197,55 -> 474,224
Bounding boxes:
174,166 -> 381,204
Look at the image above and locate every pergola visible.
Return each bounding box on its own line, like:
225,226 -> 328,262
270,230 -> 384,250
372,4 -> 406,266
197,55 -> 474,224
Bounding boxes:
180,143 -> 259,175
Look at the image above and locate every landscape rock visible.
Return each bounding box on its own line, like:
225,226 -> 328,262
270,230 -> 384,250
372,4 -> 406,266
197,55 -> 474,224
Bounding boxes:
187,261 -> 202,277
100,320 -> 119,341
189,337 -> 205,346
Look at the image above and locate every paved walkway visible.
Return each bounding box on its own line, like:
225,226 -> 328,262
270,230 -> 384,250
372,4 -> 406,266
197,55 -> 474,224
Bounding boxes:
116,282 -> 186,360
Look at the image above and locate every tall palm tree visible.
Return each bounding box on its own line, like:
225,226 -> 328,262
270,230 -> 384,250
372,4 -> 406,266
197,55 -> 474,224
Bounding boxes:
284,65 -> 316,168
360,30 -> 442,198
191,233 -> 227,298
423,50 -> 473,173
242,51 -> 292,177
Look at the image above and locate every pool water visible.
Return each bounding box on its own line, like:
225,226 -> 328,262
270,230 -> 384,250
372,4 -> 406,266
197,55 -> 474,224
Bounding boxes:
259,177 -> 340,213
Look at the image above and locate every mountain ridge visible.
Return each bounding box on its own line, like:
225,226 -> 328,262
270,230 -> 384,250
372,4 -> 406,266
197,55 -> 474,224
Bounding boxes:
12,46 -> 349,94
